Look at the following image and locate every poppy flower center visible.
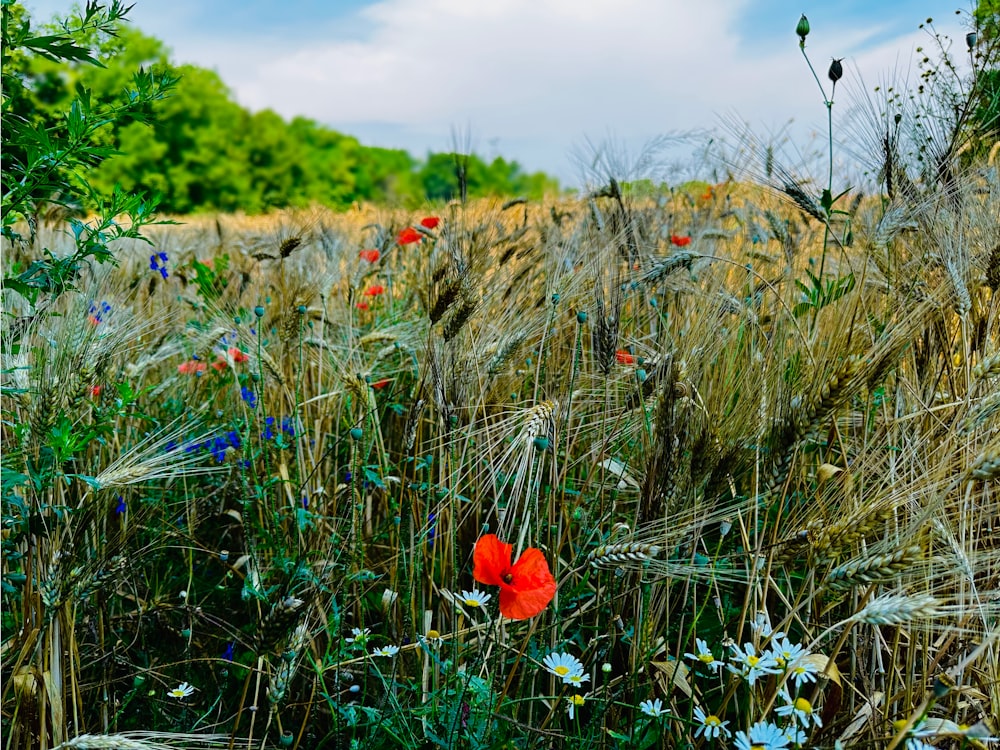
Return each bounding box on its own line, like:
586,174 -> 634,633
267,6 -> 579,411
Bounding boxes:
502,573 -> 514,584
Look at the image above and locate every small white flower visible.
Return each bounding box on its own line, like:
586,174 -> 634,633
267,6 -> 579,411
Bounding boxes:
542,652 -> 586,683
733,721 -> 790,750
685,637 -> 722,672
693,705 -> 731,740
640,698 -> 666,718
776,688 -> 822,728
421,629 -> 444,648
565,672 -> 590,687
787,656 -> 821,689
783,723 -> 808,746
371,645 -> 399,658
345,627 -> 371,645
167,682 -> 194,699
565,694 -> 586,719
459,589 -> 492,608
727,643 -> 781,686
767,635 -> 807,669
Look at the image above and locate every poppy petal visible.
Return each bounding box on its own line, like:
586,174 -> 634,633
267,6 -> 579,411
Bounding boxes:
473,534 -> 511,588
499,547 -> 556,619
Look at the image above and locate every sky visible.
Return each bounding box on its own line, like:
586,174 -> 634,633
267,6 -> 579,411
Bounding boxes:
25,0 -> 975,187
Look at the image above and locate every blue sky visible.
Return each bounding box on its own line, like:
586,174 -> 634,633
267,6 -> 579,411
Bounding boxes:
27,0 -> 973,186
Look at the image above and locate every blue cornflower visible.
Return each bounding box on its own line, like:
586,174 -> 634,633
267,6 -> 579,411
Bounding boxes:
222,642 -> 235,661
240,386 -> 257,409
114,496 -> 126,515
262,416 -> 276,440
211,437 -> 228,463
226,431 -> 241,449
281,417 -> 296,437
149,252 -> 169,279
427,512 -> 437,546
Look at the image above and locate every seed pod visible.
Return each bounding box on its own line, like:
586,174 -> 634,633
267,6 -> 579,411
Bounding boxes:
966,32 -> 977,50
796,15 -> 810,42
828,58 -> 844,83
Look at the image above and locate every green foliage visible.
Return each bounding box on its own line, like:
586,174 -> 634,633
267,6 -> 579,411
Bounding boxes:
2,0 -> 176,315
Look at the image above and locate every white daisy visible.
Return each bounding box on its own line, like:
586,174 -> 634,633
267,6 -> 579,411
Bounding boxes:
776,688 -> 822,728
783,724 -> 807,746
167,682 -> 194,699
767,635 -> 808,669
345,627 -> 371,645
733,721 -> 790,750
685,637 -> 722,672
565,672 -> 590,687
371,645 -> 399,658
459,589 -> 492,608
787,656 -> 821,689
542,652 -> 586,683
565,694 -> 586,719
727,643 -> 780,686
693,705 -> 731,740
640,698 -> 666,718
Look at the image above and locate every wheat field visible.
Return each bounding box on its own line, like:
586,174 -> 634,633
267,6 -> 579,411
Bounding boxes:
2,145 -> 999,748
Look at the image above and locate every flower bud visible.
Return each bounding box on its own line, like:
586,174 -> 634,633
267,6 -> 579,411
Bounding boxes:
796,14 -> 810,42
828,58 -> 844,83
966,31 -> 977,50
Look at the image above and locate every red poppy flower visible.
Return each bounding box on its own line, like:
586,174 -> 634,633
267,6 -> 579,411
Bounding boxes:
88,315 -> 101,326
359,249 -> 380,263
178,360 -> 208,375
398,227 -> 423,245
364,284 -> 385,297
371,377 -> 391,390
91,384 -> 103,398
615,350 -> 635,365
211,359 -> 227,371
473,534 -> 557,620
419,216 -> 440,229
228,347 -> 249,363
670,234 -> 692,247
356,301 -> 370,311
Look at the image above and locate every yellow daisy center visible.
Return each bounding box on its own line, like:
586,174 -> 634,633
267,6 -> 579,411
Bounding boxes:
793,697 -> 813,714
465,599 -> 480,607
555,665 -> 570,676
570,695 -> 585,705
747,655 -> 760,667
698,653 -> 715,664
706,715 -> 722,726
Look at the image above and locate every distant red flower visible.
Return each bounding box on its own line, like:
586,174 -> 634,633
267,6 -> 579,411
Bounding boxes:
670,234 -> 692,247
211,359 -> 227,371
473,534 -> 557,620
88,315 -> 101,326
178,360 -> 208,375
419,216 -> 440,229
371,378 -> 391,390
91,384 -> 103,398
228,347 -> 249,364
398,227 -> 423,245
359,249 -> 381,263
615,350 -> 636,365
356,301 -> 370,311
364,284 -> 385,297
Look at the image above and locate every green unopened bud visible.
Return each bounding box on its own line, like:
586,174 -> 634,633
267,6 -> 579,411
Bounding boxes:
966,32 -> 977,50
254,305 -> 265,318
349,427 -> 363,440
577,311 -> 588,324
796,14 -> 810,42
532,436 -> 550,451
828,58 -> 844,84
